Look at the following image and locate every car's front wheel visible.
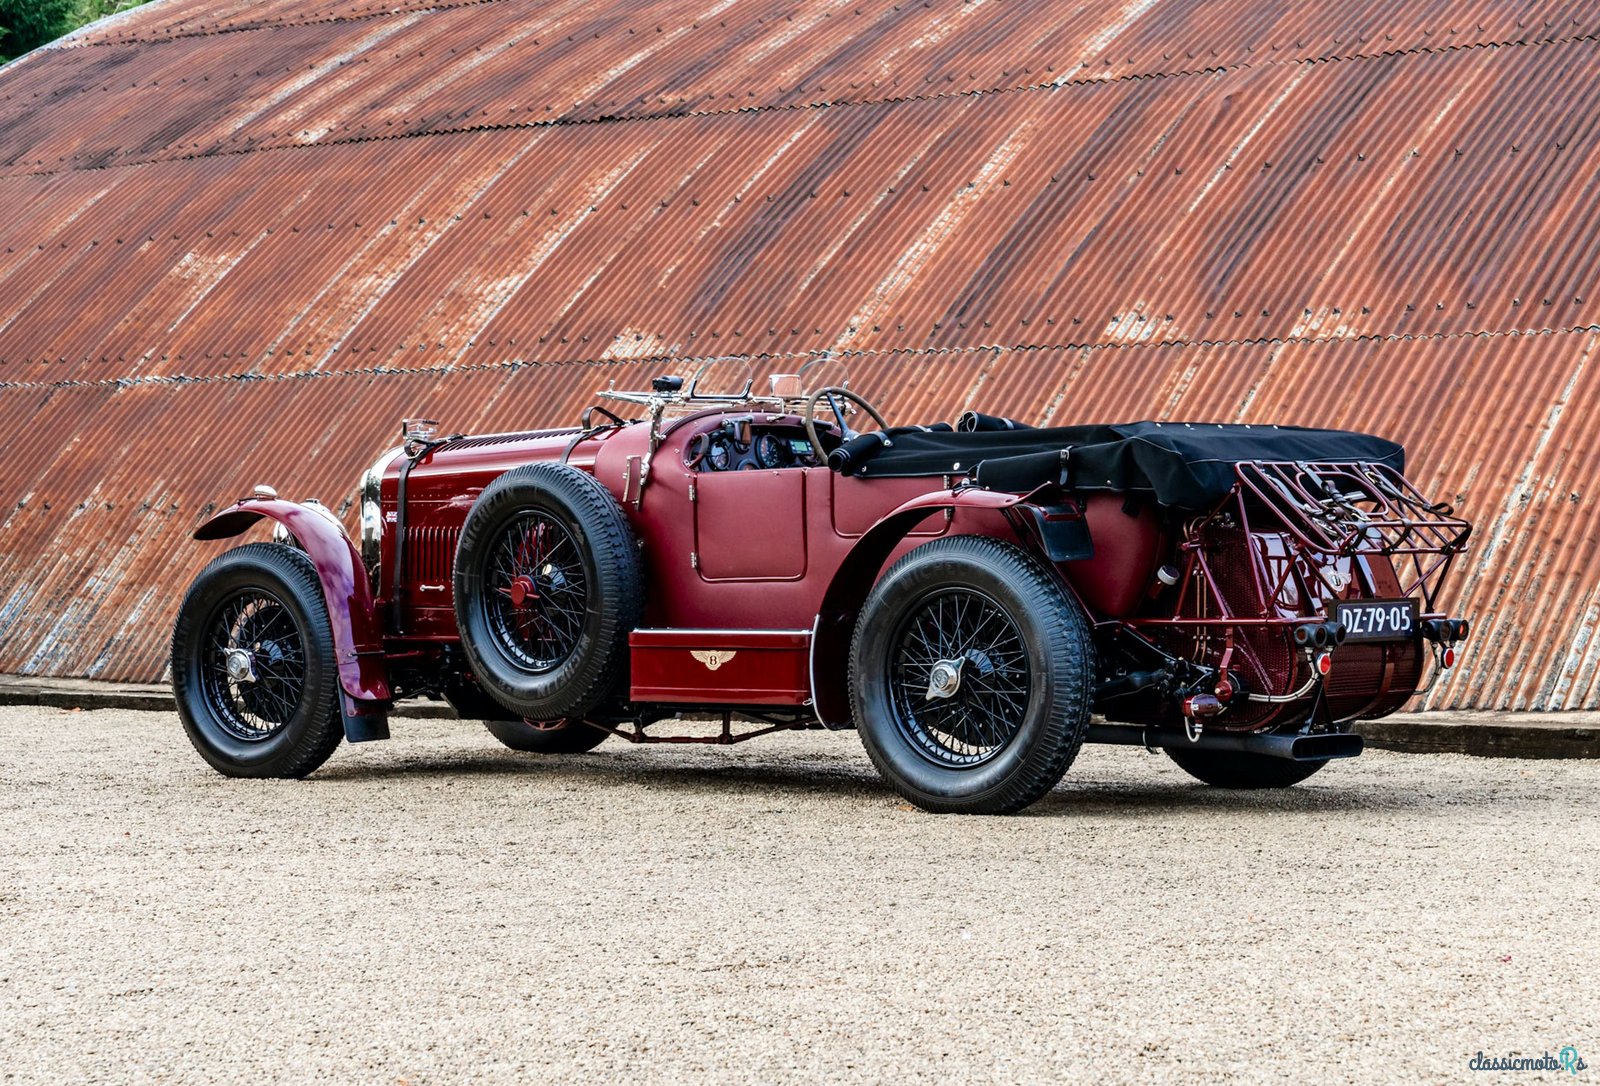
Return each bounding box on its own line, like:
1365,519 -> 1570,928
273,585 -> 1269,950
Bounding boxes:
442,658 -> 611,754
170,543 -> 344,778
849,536 -> 1095,814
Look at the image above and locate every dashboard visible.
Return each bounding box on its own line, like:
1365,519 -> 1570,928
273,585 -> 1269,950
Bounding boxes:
686,419 -> 824,472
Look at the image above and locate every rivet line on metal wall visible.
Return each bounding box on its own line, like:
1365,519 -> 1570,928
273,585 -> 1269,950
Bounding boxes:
1,323 -> 1594,393
4,28 -> 1593,183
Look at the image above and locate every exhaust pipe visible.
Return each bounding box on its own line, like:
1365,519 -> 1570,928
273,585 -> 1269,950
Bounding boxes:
1085,724 -> 1364,762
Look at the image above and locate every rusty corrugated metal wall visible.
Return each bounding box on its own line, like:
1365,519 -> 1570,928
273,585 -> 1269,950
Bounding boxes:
1,0 -> 1597,708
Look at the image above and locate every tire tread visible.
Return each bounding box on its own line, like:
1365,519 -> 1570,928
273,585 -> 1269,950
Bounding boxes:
453,463 -> 642,721
849,535 -> 1094,814
170,543 -> 344,779
1165,747 -> 1328,788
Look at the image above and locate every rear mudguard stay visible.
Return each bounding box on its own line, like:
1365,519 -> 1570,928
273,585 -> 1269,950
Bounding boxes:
194,500 -> 391,741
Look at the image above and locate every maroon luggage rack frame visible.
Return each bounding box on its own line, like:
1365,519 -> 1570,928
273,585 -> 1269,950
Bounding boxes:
1112,460 -> 1472,730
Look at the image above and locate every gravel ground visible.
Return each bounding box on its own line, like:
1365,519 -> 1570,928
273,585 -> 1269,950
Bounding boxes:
2,705 -> 1597,1085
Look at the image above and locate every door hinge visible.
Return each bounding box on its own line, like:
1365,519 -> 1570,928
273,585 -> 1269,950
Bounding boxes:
623,455 -> 644,507
688,480 -> 697,502
690,551 -> 700,570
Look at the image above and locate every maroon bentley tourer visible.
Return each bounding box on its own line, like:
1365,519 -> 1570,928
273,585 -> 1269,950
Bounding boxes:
172,367 -> 1471,813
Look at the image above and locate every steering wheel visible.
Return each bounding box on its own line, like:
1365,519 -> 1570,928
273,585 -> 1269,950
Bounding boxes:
802,387 -> 891,459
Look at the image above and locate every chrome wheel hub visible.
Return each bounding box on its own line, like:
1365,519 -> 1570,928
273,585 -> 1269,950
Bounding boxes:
890,587 -> 1033,768
223,647 -> 257,684
925,658 -> 966,701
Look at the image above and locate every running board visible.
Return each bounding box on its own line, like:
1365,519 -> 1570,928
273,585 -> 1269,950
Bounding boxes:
1085,725 -> 1364,762
629,628 -> 813,707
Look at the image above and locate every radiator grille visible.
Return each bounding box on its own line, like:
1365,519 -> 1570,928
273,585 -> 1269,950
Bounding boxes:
406,526 -> 460,589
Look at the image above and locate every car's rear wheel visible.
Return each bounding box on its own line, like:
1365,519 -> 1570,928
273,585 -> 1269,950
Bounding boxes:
170,543 -> 344,778
1165,747 -> 1329,788
454,463 -> 642,721
849,536 -> 1094,814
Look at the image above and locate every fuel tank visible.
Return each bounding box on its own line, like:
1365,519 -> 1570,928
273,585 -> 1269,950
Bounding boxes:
1056,495 -> 1166,618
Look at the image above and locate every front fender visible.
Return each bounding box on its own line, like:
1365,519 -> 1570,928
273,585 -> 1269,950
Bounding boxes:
809,488 -> 1033,728
195,500 -> 392,716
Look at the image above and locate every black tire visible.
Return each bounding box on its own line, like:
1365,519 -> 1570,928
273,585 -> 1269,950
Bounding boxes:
441,675 -> 519,722
170,543 -> 344,779
453,463 -> 642,721
483,717 -> 611,753
1165,748 -> 1329,788
442,676 -> 609,753
849,535 -> 1094,814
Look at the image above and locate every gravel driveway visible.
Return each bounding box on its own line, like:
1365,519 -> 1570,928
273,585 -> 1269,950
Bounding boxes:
2,705 -> 1596,1084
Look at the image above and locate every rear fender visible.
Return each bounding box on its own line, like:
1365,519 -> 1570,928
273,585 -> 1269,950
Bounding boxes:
195,500 -> 391,740
809,487 -> 1045,727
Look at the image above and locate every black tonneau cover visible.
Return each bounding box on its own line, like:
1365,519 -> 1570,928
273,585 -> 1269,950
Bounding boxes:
831,421 -> 1405,510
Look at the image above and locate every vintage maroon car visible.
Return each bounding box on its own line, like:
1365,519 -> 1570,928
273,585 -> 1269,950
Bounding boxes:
171,369 -> 1472,813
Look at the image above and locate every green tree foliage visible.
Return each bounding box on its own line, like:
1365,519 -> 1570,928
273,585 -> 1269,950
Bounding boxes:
1,0 -> 151,63
0,0 -> 77,60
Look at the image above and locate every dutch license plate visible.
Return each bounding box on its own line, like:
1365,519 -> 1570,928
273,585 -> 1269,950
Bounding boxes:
1330,599 -> 1420,643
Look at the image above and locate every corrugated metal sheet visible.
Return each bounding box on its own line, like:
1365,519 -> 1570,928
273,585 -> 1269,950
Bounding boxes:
9,0 -> 1595,172
2,0 -> 1599,708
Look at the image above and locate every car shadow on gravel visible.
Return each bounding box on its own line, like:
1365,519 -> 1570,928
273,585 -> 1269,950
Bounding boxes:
1036,764 -> 1454,815
312,748 -> 1448,815
315,749 -> 889,799
1030,783 -> 1432,816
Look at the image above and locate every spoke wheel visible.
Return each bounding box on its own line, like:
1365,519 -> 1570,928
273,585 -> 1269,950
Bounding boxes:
453,463 -> 643,722
442,675 -> 611,755
850,535 -> 1095,815
889,589 -> 1032,768
481,511 -> 590,674
202,589 -> 307,742
171,543 -> 345,779
484,717 -> 612,753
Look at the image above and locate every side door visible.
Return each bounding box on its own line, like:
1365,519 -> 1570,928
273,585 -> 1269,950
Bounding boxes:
691,467 -> 810,581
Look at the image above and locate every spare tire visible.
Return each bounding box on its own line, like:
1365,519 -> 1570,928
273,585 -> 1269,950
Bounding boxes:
453,462 -> 643,721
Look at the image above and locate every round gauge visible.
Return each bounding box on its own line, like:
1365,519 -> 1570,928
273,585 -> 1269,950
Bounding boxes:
706,438 -> 732,472
753,433 -> 789,470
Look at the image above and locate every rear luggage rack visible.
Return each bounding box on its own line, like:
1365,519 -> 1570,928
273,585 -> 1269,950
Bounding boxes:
1112,459 -> 1469,724
1232,460 -> 1472,611
1236,461 -> 1471,557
